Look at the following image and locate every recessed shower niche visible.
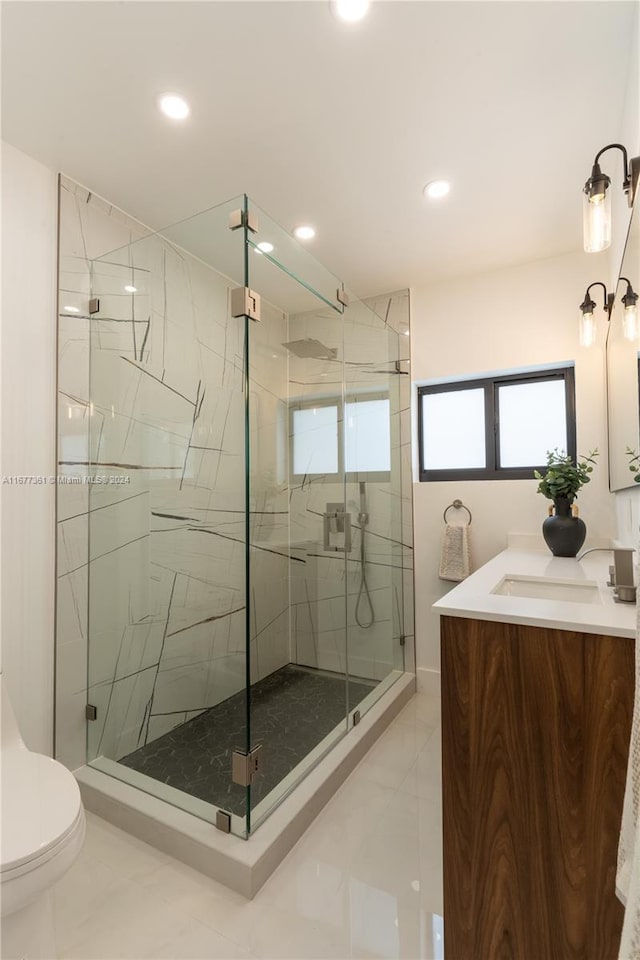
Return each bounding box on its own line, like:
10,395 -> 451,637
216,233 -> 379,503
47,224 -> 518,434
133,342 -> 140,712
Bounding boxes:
55,178 -> 415,883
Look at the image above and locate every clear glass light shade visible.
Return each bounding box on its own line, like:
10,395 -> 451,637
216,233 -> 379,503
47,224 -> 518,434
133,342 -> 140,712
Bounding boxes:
623,304 -> 639,342
579,311 -> 597,347
583,189 -> 611,253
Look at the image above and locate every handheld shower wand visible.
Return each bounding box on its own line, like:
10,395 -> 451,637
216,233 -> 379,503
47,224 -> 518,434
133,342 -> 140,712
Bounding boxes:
355,482 -> 375,629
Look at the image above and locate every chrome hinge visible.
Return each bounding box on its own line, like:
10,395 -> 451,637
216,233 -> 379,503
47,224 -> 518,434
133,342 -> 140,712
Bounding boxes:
337,286 -> 350,308
85,704 -> 97,721
88,298 -> 100,315
230,286 -> 261,322
352,709 -> 361,727
399,635 -> 406,647
231,745 -> 263,787
215,810 -> 232,833
228,208 -> 259,233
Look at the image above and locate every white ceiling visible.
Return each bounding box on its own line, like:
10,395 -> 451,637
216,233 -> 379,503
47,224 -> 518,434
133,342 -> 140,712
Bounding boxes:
1,1 -> 637,296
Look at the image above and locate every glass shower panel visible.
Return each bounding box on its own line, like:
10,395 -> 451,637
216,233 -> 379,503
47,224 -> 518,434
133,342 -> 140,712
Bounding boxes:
342,294 -> 406,717
85,196 -> 252,837
245,200 -> 352,830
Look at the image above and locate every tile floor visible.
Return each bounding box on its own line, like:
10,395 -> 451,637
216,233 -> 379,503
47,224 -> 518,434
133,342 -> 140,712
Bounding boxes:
120,665 -> 375,816
53,690 -> 443,960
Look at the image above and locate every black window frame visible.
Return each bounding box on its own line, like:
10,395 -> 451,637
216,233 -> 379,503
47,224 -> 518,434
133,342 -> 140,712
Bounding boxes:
417,366 -> 576,482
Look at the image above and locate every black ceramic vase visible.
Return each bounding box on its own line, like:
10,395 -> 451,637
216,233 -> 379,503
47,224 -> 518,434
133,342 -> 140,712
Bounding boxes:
542,497 -> 586,558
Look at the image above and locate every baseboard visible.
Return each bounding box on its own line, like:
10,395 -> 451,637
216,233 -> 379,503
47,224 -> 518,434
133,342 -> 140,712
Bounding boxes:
416,666 -> 441,697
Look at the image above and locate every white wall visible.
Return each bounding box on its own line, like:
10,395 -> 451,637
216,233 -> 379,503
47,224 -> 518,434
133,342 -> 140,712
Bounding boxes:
410,250 -> 617,678
611,15 -> 640,540
1,141 -> 57,754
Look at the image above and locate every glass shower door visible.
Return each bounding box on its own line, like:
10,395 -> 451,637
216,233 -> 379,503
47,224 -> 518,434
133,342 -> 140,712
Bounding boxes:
85,197 -> 253,837
342,295 -> 407,718
244,200 -> 352,830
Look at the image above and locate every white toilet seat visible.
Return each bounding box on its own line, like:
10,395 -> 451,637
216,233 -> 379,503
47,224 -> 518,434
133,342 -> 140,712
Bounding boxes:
1,750 -> 85,916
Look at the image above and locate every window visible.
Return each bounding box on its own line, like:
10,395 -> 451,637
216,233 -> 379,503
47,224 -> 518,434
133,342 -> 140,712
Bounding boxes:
290,393 -> 391,480
418,366 -> 576,481
292,403 -> 339,475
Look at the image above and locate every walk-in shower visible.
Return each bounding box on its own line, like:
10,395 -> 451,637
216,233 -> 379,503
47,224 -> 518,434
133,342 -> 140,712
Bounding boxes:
55,181 -> 414,851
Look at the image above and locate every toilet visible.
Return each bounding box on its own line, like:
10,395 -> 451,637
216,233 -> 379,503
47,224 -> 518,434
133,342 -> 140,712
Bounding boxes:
1,673 -> 85,960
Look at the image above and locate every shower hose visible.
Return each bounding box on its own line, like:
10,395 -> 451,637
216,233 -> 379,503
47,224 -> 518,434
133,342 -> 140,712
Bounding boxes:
355,516 -> 375,629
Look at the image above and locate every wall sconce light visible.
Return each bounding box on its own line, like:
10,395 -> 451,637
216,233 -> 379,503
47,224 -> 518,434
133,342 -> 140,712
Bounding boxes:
621,277 -> 639,342
578,281 -> 614,347
578,279 -> 639,345
583,144 -> 640,253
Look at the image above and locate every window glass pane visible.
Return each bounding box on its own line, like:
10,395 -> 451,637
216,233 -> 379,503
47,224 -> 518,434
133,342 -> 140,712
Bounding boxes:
498,379 -> 567,467
345,398 -> 390,473
422,388 -> 486,469
292,405 -> 338,474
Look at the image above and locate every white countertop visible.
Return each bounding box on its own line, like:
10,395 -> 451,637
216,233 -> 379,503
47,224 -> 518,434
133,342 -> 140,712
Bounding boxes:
433,548 -> 637,639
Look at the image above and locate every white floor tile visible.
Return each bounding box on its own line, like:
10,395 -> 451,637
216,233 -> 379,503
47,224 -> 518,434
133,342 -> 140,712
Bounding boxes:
394,692 -> 441,730
60,881 -> 197,959
356,714 -> 434,789
151,916 -> 250,959
53,692 -> 444,960
82,811 -> 171,879
397,724 -> 442,805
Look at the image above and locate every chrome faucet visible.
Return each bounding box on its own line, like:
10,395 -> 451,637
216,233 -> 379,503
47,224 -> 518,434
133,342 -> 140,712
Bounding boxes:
577,547 -> 636,602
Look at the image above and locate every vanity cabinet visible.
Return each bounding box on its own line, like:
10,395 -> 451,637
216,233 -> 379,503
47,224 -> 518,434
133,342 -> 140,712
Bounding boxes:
441,615 -> 634,960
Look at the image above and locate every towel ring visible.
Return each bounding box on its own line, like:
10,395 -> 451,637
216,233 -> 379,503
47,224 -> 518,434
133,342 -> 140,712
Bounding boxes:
443,499 -> 472,525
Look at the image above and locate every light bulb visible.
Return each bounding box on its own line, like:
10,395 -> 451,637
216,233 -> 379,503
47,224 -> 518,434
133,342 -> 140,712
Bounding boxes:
158,94 -> 190,120
256,241 -> 274,254
124,285 -> 137,294
294,225 -> 315,241
623,304 -> 638,342
424,180 -> 451,200
579,311 -> 596,348
583,189 -> 611,253
332,0 -> 369,22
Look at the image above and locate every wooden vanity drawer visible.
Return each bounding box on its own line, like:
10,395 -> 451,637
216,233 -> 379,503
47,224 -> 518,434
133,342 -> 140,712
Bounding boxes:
441,615 -> 634,960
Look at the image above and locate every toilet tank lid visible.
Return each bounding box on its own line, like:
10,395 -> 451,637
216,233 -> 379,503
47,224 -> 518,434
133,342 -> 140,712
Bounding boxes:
1,751 -> 82,872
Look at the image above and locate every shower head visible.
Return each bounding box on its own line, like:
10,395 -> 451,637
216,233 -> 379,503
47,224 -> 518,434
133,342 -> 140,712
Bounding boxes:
282,338 -> 338,360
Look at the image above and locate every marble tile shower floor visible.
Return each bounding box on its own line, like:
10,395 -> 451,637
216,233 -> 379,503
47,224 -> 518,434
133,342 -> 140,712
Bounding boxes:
120,665 -> 376,816
54,690 -> 443,960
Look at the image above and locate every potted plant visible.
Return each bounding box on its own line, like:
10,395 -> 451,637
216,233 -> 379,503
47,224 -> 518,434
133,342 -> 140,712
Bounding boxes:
625,447 -> 640,483
534,448 -> 598,557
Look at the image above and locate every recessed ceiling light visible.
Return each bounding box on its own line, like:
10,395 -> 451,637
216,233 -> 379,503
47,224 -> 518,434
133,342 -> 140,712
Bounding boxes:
256,241 -> 274,254
331,0 -> 369,22
294,225 -> 316,241
424,179 -> 451,200
124,285 -> 137,294
63,305 -> 80,313
158,93 -> 190,120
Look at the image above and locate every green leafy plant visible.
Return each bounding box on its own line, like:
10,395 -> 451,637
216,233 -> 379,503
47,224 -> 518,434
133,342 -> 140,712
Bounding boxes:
534,448 -> 598,502
626,446 -> 640,483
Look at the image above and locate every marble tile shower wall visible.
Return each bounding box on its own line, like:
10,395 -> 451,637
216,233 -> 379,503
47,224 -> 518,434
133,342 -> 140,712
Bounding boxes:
56,177 -> 290,770
287,292 -> 414,683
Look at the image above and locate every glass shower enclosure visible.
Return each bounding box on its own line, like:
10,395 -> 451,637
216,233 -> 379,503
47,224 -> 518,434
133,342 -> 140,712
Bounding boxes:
84,195 -> 412,838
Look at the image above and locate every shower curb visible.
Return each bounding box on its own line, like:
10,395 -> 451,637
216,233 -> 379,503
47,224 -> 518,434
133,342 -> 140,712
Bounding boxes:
74,672 -> 416,898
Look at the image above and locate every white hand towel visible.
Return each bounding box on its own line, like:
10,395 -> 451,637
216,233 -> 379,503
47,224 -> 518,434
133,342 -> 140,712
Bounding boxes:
438,523 -> 471,582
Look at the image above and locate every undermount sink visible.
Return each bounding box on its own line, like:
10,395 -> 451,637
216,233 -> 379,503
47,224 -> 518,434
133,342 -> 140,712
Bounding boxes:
491,574 -> 603,604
